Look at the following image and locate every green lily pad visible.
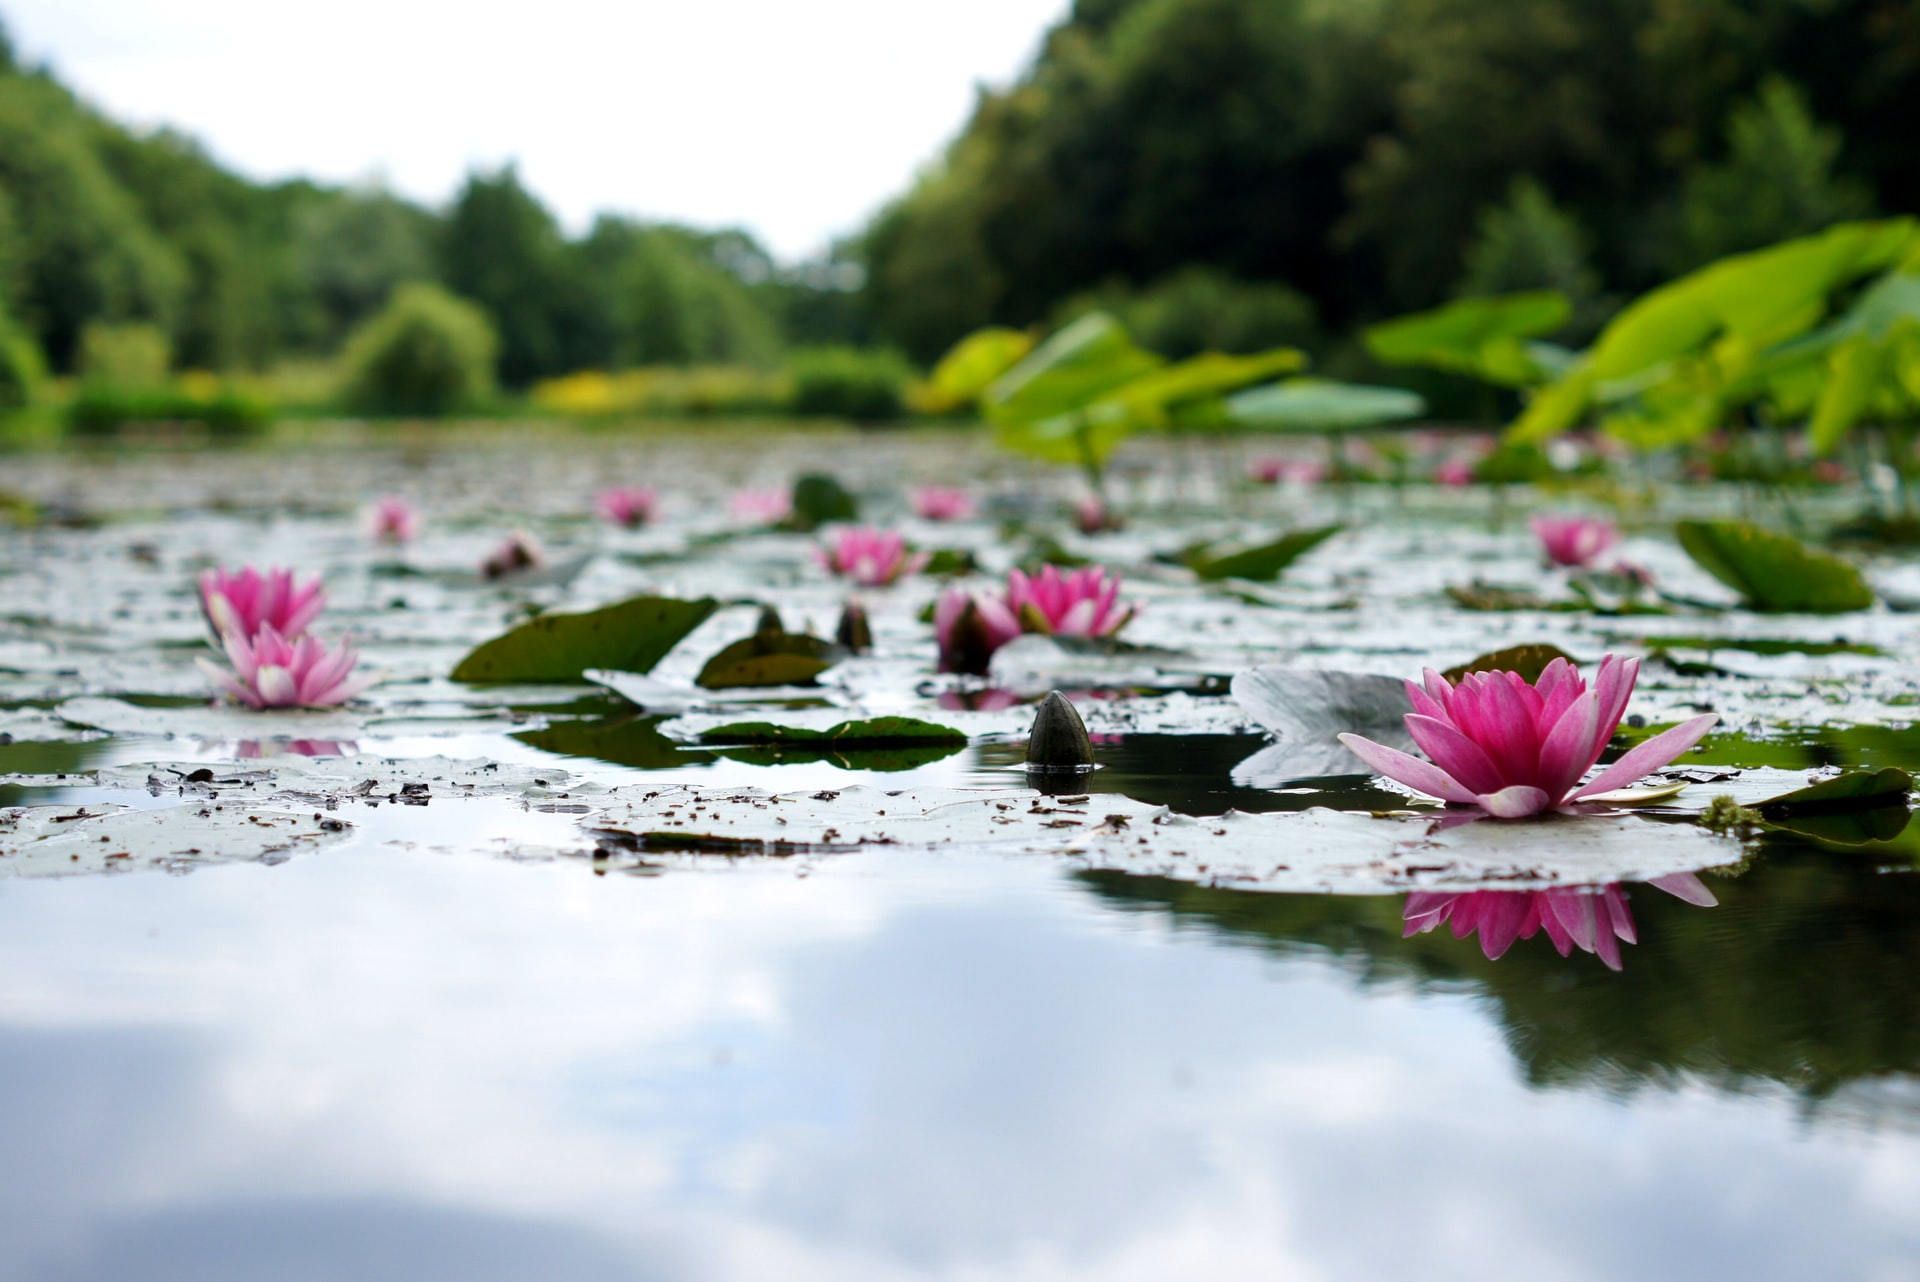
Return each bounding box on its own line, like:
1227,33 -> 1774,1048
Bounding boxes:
452,594 -> 718,683
695,631 -> 842,689
695,716 -> 967,748
1675,520 -> 1874,613
1183,525 -> 1341,582
1753,767 -> 1913,815
715,742 -> 967,773
1442,644 -> 1578,684
1764,805 -> 1913,847
790,474 -> 858,529
514,716 -> 716,770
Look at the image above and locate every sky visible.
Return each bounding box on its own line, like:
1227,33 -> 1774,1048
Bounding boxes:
2,0 -> 1071,261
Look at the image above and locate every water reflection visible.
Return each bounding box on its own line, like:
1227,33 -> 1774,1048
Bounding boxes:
1402,873 -> 1716,971
235,738 -> 355,759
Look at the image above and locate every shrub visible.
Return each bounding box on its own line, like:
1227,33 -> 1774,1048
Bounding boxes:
77,322 -> 171,387
0,323 -> 45,412
66,378 -> 272,438
787,347 -> 911,422
341,282 -> 497,417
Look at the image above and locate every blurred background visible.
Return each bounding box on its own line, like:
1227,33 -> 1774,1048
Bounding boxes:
0,0 -> 1913,432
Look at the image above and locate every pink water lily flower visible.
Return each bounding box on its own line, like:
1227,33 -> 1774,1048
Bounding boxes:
817,527 -> 928,587
198,623 -> 372,709
730,488 -> 793,526
1338,655 -> 1718,818
363,496 -> 421,544
913,486 -> 975,521
596,486 -> 658,528
481,531 -> 546,580
1434,459 -> 1475,487
1248,456 -> 1326,485
1403,872 -> 1718,971
1533,514 -> 1618,568
935,587 -> 1024,674
1006,565 -> 1136,637
1074,496 -> 1121,534
199,566 -> 326,644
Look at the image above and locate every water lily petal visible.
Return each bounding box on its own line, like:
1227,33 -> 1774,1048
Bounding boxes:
1571,713 -> 1719,799
1336,733 -> 1480,804
1646,871 -> 1718,907
1475,785 -> 1553,818
1404,714 -> 1506,795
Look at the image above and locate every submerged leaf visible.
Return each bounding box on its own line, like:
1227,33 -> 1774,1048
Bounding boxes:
452,594 -> 719,683
1676,520 -> 1874,613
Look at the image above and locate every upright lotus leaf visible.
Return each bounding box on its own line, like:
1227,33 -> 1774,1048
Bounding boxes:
1106,347 -> 1309,431
1183,525 -> 1341,581
1509,219 -> 1919,444
1226,379 -> 1426,432
790,474 -> 858,529
923,327 -> 1035,412
984,312 -> 1164,427
452,594 -> 719,683
1675,520 -> 1874,613
1364,292 -> 1572,388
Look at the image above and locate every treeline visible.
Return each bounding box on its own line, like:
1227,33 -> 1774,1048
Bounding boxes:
863,0 -> 1920,363
0,19 -> 862,396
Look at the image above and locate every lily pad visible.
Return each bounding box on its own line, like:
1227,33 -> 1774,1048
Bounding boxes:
695,716 -> 967,748
695,631 -> 841,689
1183,526 -> 1341,582
790,473 -> 859,529
1753,767 -> 1913,814
1231,668 -> 1414,783
1442,644 -> 1579,684
1676,520 -> 1874,613
451,594 -> 718,683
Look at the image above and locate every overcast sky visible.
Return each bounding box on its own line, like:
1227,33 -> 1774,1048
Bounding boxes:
2,0 -> 1070,260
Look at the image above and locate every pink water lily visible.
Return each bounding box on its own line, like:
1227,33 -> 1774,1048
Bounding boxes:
1403,872 -> 1718,971
817,527 -> 928,587
1434,459 -> 1475,487
363,496 -> 421,544
1006,565 -> 1136,638
199,566 -> 326,644
1338,655 -> 1718,818
730,488 -> 793,526
1533,514 -> 1618,568
1248,456 -> 1325,485
481,531 -> 546,580
935,587 -> 1024,674
596,486 -> 658,528
198,623 -> 371,709
1074,496 -> 1121,534
913,486 -> 975,521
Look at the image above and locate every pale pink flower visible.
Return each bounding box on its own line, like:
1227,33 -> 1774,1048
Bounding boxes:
1006,565 -> 1136,638
817,527 -> 928,587
935,587 -> 1023,675
1434,459 -> 1476,487
1532,514 -> 1618,568
198,623 -> 371,709
913,486 -> 975,521
481,531 -> 546,581
1074,496 -> 1120,534
1338,655 -> 1718,818
596,486 -> 658,528
236,739 -> 354,759
731,488 -> 793,526
199,566 -> 326,644
1249,456 -> 1326,485
1402,872 -> 1717,971
363,496 -> 421,544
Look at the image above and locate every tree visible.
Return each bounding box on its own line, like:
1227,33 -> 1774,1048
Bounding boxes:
439,166 -> 586,387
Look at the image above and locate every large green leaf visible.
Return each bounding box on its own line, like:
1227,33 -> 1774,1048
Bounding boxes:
1108,348 -> 1308,428
985,312 -> 1163,426
451,594 -> 718,683
1225,379 -> 1425,432
695,630 -> 841,689
695,716 -> 967,747
1754,767 -> 1913,815
924,327 -> 1035,411
790,473 -> 858,528
1441,644 -> 1579,684
1364,292 -> 1571,388
1183,525 -> 1341,581
1675,520 -> 1874,614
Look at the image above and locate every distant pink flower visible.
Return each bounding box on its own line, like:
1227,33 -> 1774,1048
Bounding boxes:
935,587 -> 1023,675
913,486 -> 975,521
731,488 -> 793,526
363,496 -> 421,544
198,623 -> 371,709
936,687 -> 1022,712
817,527 -> 928,587
199,566 -> 326,644
1339,655 -> 1718,818
1248,456 -> 1287,484
1434,459 -> 1476,487
481,531 -> 546,580
1074,496 -> 1121,534
1812,460 -> 1848,485
1403,872 -> 1717,971
1532,514 -> 1618,568
596,486 -> 659,528
1006,565 -> 1136,638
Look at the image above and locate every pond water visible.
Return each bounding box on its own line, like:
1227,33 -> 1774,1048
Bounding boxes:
2,428 -> 1918,1281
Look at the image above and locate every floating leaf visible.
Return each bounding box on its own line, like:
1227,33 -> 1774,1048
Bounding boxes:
514,716 -> 713,770
1675,520 -> 1874,613
1442,644 -> 1579,684
790,474 -> 858,529
1184,526 -> 1341,582
1753,767 -> 1913,814
696,716 -> 966,747
1231,668 -> 1414,783
695,631 -> 840,689
452,594 -> 718,683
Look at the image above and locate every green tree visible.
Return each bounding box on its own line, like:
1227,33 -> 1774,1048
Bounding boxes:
439,166 -> 586,387
292,188 -> 438,351
341,282 -> 497,416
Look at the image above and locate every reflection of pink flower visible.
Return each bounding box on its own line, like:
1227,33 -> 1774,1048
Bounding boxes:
1532,514 -> 1617,567
936,687 -> 1022,712
1403,872 -> 1717,971
237,739 -> 354,758
481,531 -> 545,580
363,496 -> 421,544
1434,459 -> 1475,487
1339,655 -> 1718,818
199,623 -> 371,709
1006,566 -> 1136,638
1248,457 -> 1326,485
199,567 -> 326,643
935,588 -> 1023,675
816,527 -> 928,586
596,486 -> 658,528
730,488 -> 793,526
913,486 -> 975,521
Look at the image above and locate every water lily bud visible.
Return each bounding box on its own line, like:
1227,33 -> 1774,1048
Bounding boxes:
1026,689 -> 1094,773
836,600 -> 873,654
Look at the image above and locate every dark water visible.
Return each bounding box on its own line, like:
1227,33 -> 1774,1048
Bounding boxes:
3,721 -> 1919,1282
